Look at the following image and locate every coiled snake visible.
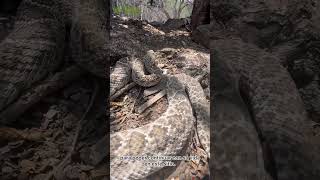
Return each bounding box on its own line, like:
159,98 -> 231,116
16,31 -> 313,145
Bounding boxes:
110,51 -> 210,179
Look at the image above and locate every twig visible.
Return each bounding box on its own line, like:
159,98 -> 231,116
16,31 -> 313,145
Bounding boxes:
110,82 -> 136,101
136,89 -> 166,114
143,80 -> 166,97
44,79 -> 99,180
144,88 -> 161,97
0,65 -> 85,125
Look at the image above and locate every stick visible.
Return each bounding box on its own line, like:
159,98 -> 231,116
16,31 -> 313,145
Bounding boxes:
143,80 -> 166,97
143,88 -> 161,97
136,89 -> 166,114
110,82 -> 136,101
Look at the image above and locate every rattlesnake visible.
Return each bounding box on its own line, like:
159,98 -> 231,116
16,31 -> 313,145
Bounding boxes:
0,0 -> 107,114
211,31 -> 320,179
110,52 -> 210,179
110,50 -> 163,97
212,51 -> 272,180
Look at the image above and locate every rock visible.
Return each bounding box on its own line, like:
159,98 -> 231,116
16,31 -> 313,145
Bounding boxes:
149,21 -> 163,27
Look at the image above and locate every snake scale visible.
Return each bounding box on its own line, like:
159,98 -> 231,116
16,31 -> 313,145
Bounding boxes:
212,50 -> 272,180
0,0 -> 107,114
211,31 -> 320,180
110,51 -> 210,179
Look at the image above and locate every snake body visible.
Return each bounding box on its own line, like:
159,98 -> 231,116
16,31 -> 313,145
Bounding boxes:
212,53 -> 272,180
0,0 -> 107,114
211,35 -> 320,179
111,74 -> 195,179
110,50 -> 163,97
70,0 -> 108,77
0,0 -> 66,111
110,54 -> 210,179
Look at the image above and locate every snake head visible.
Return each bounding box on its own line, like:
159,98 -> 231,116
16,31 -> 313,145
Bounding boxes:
0,81 -> 20,112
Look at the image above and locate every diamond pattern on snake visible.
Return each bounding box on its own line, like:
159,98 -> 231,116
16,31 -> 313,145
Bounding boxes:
110,50 -> 210,179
